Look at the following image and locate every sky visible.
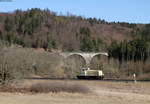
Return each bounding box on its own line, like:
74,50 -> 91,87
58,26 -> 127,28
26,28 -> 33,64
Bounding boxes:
0,0 -> 150,23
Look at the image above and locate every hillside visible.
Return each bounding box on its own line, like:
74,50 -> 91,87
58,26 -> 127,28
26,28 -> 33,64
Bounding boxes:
0,8 -> 150,82
0,8 -> 141,52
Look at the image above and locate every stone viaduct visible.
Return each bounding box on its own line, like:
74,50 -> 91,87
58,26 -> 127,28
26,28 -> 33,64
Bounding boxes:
58,52 -> 108,67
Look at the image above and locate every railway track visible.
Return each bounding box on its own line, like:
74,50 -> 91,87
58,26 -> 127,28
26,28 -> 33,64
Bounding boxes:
24,77 -> 150,82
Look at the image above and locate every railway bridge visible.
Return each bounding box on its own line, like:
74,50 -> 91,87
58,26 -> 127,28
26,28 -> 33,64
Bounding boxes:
58,52 -> 108,66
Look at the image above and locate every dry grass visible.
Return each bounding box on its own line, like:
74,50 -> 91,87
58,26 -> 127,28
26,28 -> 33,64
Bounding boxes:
78,80 -> 150,95
0,81 -> 91,94
29,82 -> 90,93
0,80 -> 150,104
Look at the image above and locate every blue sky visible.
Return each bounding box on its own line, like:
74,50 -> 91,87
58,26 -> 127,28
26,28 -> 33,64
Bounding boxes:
0,0 -> 150,23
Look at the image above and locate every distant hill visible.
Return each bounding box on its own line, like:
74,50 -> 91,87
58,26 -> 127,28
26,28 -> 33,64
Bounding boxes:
0,8 -> 147,52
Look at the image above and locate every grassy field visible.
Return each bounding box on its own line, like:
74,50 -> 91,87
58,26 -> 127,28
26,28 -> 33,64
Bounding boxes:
0,80 -> 150,104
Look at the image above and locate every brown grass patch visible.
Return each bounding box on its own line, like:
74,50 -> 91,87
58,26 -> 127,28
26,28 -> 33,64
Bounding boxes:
0,82 -> 91,94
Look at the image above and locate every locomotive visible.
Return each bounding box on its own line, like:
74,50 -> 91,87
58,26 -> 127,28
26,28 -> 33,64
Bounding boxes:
77,67 -> 104,79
